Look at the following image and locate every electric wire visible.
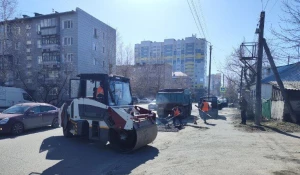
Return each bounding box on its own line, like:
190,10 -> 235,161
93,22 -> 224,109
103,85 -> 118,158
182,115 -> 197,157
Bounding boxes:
264,0 -> 270,10
186,0 -> 202,37
191,0 -> 206,38
196,0 -> 210,40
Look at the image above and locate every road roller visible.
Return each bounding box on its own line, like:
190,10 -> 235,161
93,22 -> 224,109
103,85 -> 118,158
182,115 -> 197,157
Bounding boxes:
58,73 -> 157,152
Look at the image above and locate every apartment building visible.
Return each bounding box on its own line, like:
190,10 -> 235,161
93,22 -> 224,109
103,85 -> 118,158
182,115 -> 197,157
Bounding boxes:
0,8 -> 116,102
134,35 -> 207,89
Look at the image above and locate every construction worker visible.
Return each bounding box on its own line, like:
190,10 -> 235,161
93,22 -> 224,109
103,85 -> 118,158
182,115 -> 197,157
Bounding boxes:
93,82 -> 104,103
198,99 -> 210,124
239,96 -> 248,125
172,106 -> 183,127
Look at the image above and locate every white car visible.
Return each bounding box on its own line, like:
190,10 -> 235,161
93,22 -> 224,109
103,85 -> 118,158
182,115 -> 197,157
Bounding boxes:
139,98 -> 151,103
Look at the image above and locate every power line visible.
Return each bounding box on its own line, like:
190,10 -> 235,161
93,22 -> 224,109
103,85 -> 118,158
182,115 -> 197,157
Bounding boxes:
268,0 -> 279,14
196,0 -> 210,40
186,0 -> 202,37
264,0 -> 270,10
191,0 -> 206,38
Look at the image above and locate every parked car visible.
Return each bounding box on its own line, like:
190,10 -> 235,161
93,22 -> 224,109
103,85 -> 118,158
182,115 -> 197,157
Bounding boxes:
148,100 -> 157,110
132,96 -> 140,104
139,98 -> 152,103
0,103 -> 59,135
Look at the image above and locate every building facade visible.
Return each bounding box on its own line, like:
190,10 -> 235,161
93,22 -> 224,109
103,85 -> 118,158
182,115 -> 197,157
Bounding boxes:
0,8 -> 116,104
134,35 -> 207,89
209,73 -> 222,96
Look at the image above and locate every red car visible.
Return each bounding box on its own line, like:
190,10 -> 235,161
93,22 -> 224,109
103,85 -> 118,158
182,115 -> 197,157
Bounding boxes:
0,103 -> 59,135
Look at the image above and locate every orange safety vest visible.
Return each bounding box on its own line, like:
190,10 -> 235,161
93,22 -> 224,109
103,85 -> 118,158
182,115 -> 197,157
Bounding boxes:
97,87 -> 104,96
202,102 -> 209,112
174,107 -> 181,117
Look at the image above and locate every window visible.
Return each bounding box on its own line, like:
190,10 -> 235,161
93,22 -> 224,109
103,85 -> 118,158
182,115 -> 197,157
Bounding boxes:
15,27 -> 20,35
30,106 -> 41,113
64,53 -> 74,62
26,79 -> 32,84
49,71 -> 59,78
63,20 -> 73,29
37,40 -> 41,48
93,43 -> 97,51
37,24 -> 41,34
63,37 -> 73,45
26,56 -> 32,60
103,61 -> 105,67
37,56 -> 42,64
26,24 -> 31,29
103,47 -> 105,53
26,71 -> 32,76
41,106 -> 56,112
26,64 -> 32,68
42,36 -> 59,44
93,58 -> 96,65
26,40 -> 32,45
23,93 -> 33,101
42,52 -> 60,61
6,25 -> 12,33
94,28 -> 97,37
41,18 -> 56,28
26,48 -> 31,53
103,32 -> 105,39
15,42 -> 20,50
26,33 -> 31,37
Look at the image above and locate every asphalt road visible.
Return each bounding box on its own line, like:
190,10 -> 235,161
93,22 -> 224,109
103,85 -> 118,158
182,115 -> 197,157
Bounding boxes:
1,104 -> 300,175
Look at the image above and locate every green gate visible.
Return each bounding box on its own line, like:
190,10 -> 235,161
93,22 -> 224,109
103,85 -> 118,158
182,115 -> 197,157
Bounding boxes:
262,100 -> 272,119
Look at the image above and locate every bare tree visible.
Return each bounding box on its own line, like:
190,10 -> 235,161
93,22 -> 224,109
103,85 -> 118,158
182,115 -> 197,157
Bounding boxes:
272,0 -> 300,62
0,0 -> 18,85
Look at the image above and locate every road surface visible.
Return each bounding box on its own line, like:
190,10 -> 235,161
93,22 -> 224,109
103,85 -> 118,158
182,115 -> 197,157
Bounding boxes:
0,104 -> 299,175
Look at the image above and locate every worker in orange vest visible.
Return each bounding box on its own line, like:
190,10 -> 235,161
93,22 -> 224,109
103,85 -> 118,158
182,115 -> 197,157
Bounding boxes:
199,99 -> 210,124
93,82 -> 104,103
172,106 -> 183,127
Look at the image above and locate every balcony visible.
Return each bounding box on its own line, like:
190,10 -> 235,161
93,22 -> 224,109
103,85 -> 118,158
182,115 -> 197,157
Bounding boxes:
42,44 -> 60,52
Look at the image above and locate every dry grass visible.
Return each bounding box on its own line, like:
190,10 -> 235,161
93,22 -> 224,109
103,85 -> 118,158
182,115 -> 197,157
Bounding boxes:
232,113 -> 300,133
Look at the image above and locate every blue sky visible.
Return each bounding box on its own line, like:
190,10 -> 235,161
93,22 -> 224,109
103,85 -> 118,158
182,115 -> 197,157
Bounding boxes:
17,0 -> 284,74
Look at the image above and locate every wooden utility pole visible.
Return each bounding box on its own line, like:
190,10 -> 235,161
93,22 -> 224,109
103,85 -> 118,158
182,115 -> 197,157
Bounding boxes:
207,45 -> 212,97
263,38 -> 298,123
240,67 -> 243,98
255,11 -> 265,125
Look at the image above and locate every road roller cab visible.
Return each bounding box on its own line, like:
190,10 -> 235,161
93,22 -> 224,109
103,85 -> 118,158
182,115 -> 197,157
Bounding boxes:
59,73 -> 157,152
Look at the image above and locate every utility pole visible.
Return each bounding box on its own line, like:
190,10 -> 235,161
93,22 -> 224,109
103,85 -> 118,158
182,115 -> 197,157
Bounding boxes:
255,11 -> 265,125
207,45 -> 212,97
263,38 -> 298,123
288,55 -> 290,65
223,74 -> 224,87
240,67 -> 243,98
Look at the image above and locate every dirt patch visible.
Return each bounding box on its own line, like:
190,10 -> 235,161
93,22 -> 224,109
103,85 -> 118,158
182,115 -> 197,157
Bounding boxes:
231,110 -> 300,133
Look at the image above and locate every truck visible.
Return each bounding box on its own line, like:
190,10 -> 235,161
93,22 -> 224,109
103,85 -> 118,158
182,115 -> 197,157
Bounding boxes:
156,89 -> 192,118
0,86 -> 34,112
59,73 -> 157,152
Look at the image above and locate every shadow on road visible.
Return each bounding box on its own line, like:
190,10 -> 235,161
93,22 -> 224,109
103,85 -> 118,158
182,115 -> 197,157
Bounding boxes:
216,115 -> 227,121
205,122 -> 216,126
0,126 -> 56,140
185,124 -> 209,129
262,125 -> 300,139
38,136 -> 159,175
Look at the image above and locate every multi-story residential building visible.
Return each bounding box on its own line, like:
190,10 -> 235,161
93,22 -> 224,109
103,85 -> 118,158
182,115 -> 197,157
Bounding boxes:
134,35 -> 207,89
0,8 -> 116,104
